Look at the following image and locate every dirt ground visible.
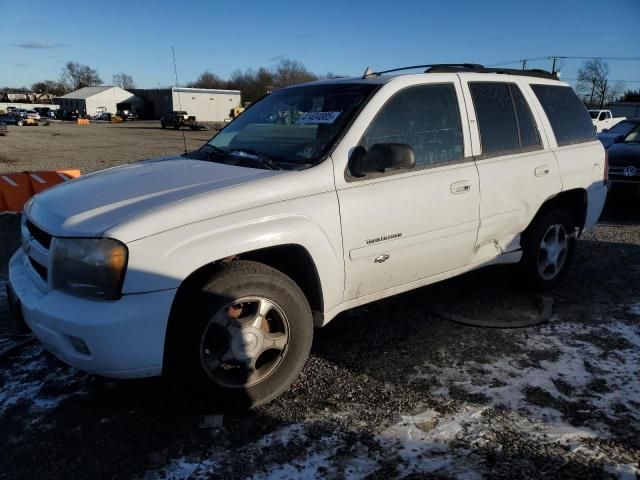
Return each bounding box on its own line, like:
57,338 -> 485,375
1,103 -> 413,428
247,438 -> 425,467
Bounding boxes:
0,120 -> 213,173
0,126 -> 639,479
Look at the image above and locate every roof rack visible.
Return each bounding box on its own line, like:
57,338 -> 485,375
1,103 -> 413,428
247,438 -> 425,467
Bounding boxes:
362,64 -> 558,80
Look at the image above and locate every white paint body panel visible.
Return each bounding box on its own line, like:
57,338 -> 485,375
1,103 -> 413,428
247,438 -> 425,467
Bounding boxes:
9,72 -> 607,379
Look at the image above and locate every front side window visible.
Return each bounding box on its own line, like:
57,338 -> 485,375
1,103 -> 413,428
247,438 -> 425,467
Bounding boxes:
469,82 -> 541,157
204,83 -> 377,169
531,85 -> 596,146
361,84 -> 464,169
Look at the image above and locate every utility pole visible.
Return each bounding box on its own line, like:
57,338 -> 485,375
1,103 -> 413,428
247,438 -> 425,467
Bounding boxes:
521,59 -> 527,70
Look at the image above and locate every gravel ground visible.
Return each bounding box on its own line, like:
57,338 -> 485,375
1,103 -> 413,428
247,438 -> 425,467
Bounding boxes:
0,120 -> 213,173
0,129 -> 639,478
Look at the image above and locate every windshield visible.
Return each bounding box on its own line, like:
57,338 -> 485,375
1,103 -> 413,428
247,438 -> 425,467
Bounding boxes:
623,125 -> 640,143
202,83 -> 377,168
589,111 -> 600,119
607,121 -> 638,136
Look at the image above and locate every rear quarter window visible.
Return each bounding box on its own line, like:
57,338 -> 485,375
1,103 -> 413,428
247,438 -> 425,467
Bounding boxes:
530,85 -> 596,146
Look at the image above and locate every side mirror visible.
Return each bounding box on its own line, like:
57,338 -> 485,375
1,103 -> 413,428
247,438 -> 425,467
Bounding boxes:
349,143 -> 416,177
614,135 -> 625,144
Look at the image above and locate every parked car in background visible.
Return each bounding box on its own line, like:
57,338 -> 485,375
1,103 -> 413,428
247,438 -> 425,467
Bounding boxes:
597,119 -> 640,148
589,109 -> 626,133
34,107 -> 54,118
160,110 -> 198,129
0,122 -> 7,136
8,65 -> 607,408
0,114 -> 38,126
95,112 -> 113,121
607,123 -> 640,196
25,110 -> 40,120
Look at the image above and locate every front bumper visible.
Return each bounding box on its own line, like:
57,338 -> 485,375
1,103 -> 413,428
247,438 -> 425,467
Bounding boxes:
8,249 -> 176,378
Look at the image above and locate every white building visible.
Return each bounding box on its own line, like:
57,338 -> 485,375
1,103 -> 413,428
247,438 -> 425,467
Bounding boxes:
131,87 -> 241,122
56,86 -> 138,116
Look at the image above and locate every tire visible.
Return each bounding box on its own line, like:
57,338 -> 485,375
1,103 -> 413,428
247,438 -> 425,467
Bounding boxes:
17,120 -> 24,126
174,124 -> 180,130
161,123 -> 166,129
520,209 -> 575,290
166,260 -> 313,409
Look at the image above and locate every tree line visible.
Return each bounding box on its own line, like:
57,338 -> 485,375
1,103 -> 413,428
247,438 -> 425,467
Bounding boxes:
4,57 -> 638,107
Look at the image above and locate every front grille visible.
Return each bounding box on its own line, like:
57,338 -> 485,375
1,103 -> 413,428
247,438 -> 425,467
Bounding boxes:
28,256 -> 47,282
26,219 -> 51,249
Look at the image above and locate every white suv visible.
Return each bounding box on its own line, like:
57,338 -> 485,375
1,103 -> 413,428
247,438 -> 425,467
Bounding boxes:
8,64 -> 607,407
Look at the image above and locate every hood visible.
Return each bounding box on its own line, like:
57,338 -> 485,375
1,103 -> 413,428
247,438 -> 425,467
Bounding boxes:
27,156 -> 285,237
597,132 -> 619,148
606,142 -> 640,166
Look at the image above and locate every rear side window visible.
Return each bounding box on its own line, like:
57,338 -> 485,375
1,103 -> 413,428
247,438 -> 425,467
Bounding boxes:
469,82 -> 541,157
362,84 -> 464,168
530,85 -> 596,146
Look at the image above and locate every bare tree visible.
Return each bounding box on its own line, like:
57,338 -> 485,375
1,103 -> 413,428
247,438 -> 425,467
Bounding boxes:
272,58 -> 317,88
31,80 -> 68,97
112,73 -> 135,90
60,61 -> 102,91
577,59 -> 611,108
227,67 -> 275,103
606,80 -> 625,105
187,71 -> 226,89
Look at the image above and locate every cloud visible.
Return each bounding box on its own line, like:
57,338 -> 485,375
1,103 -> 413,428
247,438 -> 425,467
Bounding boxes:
10,62 -> 27,67
13,41 -> 66,49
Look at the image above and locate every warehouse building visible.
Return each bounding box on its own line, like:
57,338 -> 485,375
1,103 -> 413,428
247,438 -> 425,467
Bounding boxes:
130,87 -> 241,122
56,86 -> 139,117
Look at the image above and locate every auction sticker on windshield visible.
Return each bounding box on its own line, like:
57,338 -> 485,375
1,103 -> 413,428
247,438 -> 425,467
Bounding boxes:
295,111 -> 341,124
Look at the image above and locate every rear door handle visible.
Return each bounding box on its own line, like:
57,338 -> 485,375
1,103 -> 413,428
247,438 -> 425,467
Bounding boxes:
450,180 -> 472,194
535,165 -> 550,177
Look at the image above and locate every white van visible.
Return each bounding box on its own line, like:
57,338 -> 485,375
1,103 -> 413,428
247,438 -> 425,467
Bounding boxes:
8,64 -> 607,407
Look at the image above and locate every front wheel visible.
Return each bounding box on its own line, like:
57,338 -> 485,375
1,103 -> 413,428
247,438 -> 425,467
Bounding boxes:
166,260 -> 313,408
17,120 -> 24,126
520,209 -> 576,289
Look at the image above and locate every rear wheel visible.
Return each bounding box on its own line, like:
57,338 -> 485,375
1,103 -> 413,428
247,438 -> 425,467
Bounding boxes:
166,261 -> 313,408
520,209 -> 575,289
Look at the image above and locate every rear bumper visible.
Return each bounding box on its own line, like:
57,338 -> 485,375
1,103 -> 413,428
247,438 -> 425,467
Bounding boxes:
8,250 -> 176,379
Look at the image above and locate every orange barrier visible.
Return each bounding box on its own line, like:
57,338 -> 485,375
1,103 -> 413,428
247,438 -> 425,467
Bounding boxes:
0,173 -> 34,212
29,169 -> 81,194
77,118 -> 90,125
0,170 -> 81,212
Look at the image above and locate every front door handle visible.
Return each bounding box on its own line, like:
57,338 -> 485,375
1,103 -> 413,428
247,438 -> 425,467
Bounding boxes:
535,165 -> 550,177
450,180 -> 472,194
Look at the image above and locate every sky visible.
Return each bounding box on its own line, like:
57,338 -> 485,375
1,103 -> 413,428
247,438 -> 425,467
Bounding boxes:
1,0 -> 639,91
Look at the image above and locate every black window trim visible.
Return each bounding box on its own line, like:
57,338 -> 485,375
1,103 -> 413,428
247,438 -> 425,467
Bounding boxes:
469,81 -> 543,160
345,82 -> 471,182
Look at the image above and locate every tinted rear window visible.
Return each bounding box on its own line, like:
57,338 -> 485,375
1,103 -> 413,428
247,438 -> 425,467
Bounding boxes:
469,82 -> 540,157
531,85 -> 596,146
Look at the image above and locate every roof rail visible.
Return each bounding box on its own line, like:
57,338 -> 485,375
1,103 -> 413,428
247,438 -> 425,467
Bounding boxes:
363,64 -> 484,78
363,64 -> 558,80
425,65 -> 558,80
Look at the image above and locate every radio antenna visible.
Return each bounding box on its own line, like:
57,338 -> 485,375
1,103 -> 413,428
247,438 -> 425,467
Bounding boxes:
172,46 -> 188,155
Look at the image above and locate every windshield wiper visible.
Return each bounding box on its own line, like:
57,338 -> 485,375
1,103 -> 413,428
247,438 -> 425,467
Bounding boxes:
226,148 -> 283,170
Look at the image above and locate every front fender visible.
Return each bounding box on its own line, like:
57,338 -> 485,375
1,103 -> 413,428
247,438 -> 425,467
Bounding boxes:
122,198 -> 344,313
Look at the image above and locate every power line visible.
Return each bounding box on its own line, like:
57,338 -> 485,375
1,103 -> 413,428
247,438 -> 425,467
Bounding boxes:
564,78 -> 640,84
490,56 -> 640,68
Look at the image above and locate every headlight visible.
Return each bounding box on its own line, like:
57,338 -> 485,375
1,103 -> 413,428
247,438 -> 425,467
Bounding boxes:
51,238 -> 128,300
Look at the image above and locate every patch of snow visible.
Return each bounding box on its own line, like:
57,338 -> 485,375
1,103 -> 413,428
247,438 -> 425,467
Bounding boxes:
627,303 -> 640,316
414,319 -> 640,431
0,345 -> 86,417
